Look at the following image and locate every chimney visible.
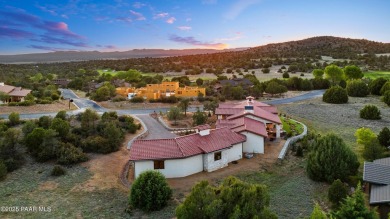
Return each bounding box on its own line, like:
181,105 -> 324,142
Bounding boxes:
245,96 -> 254,113
195,124 -> 211,136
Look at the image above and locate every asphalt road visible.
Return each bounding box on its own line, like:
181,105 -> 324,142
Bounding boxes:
0,89 -> 325,120
136,115 -> 177,139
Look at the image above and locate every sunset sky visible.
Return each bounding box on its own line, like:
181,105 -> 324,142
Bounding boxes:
1,0 -> 390,55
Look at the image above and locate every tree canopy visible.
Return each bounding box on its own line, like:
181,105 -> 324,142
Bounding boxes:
176,176 -> 277,219
343,65 -> 363,80
306,133 -> 359,182
325,64 -> 344,85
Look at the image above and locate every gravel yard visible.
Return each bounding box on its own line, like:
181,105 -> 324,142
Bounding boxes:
278,95 -> 390,146
0,100 -> 77,115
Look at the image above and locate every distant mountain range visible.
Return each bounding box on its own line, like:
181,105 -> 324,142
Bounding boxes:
0,48 -> 248,64
1,36 -> 389,64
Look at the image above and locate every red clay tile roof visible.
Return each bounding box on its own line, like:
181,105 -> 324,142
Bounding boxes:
8,87 -> 31,97
231,117 -> 268,137
129,127 -> 246,161
216,100 -> 278,115
226,107 -> 281,124
0,84 -> 16,93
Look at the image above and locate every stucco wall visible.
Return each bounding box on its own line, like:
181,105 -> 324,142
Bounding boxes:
134,154 -> 203,178
241,131 -> 264,154
226,143 -> 243,162
203,149 -> 229,172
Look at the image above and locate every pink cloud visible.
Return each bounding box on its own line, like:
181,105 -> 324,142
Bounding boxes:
154,12 -> 169,19
166,17 -> 176,24
177,26 -> 192,31
129,10 -> 146,21
0,26 -> 34,39
169,34 -> 228,49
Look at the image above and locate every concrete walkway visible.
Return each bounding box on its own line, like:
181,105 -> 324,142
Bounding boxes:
136,114 -> 177,139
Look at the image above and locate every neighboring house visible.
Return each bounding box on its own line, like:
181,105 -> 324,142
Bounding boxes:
129,125 -> 246,178
116,81 -> 205,100
215,96 -> 282,155
363,157 -> 390,219
52,78 -> 71,87
0,82 -> 31,103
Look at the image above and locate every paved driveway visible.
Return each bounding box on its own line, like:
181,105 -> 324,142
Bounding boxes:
136,114 -> 177,139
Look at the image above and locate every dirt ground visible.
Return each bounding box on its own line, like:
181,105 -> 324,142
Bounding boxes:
0,99 -> 78,114
71,125 -> 142,193
166,139 -> 285,196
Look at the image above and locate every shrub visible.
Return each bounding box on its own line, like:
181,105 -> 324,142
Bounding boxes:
8,112 -> 20,126
328,179 -> 348,209
378,127 -> 390,147
51,93 -> 60,101
360,105 -> 381,120
339,79 -> 347,88
19,100 -> 35,106
311,78 -> 330,89
346,80 -> 369,97
262,68 -> 270,73
130,96 -> 144,103
0,160 -> 7,181
176,177 -> 277,219
57,143 -> 88,165
362,140 -> 385,161
81,135 -> 109,153
322,86 -> 348,104
380,81 -> 390,95
55,110 -> 67,120
282,72 -> 290,78
112,96 -> 127,102
130,170 -> 172,212
369,77 -> 387,95
383,90 -> 390,106
51,165 -> 66,176
306,134 -> 359,183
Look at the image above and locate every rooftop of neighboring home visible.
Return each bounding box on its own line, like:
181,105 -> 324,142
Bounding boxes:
363,157 -> 390,204
0,82 -> 31,97
129,127 -> 246,161
216,117 -> 268,137
216,96 -> 281,124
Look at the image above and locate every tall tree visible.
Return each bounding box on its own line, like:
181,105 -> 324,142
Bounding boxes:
307,134 -> 359,183
310,203 -> 328,219
325,64 -> 344,85
167,106 -> 181,125
178,98 -> 190,116
312,69 -> 325,79
333,183 -> 378,219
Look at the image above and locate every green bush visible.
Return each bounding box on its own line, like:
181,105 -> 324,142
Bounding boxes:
19,100 -> 35,106
311,78 -> 330,89
51,93 -> 60,101
130,97 -> 144,103
346,80 -> 369,97
380,81 -> 390,95
306,134 -> 359,183
8,112 -> 20,126
369,77 -> 387,95
51,165 -> 66,176
328,179 -> 348,209
81,135 -> 109,153
7,102 -> 19,106
360,105 -> 381,120
262,68 -> 270,73
378,127 -> 390,147
57,143 -> 88,165
322,86 -> 348,104
0,160 -> 7,181
383,90 -> 390,106
282,72 -> 290,78
112,96 -> 127,102
130,170 -> 172,212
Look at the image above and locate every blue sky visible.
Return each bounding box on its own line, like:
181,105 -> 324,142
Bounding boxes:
1,0 -> 389,55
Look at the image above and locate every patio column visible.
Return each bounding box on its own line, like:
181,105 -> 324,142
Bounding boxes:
276,124 -> 281,138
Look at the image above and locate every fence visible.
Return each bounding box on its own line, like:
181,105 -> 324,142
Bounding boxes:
278,119 -> 307,160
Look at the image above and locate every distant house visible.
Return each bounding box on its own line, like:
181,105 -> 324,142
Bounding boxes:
52,78 -> 71,87
363,157 -> 390,219
215,96 -> 282,155
116,81 -> 206,100
129,126 -> 246,178
0,82 -> 31,103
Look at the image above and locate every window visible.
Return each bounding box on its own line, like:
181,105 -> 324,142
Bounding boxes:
214,152 -> 222,161
178,91 -> 182,94
154,160 -> 165,169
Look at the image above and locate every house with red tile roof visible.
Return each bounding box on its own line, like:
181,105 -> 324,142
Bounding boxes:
215,96 -> 282,154
0,82 -> 31,103
129,127 -> 246,178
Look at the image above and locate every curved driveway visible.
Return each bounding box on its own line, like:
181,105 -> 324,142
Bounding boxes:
136,115 -> 177,139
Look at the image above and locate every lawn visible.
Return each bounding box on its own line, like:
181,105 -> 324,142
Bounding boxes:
97,69 -> 126,76
364,71 -> 390,80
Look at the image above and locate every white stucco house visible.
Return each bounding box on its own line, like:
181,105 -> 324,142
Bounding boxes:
129,125 -> 246,178
215,96 -> 282,155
